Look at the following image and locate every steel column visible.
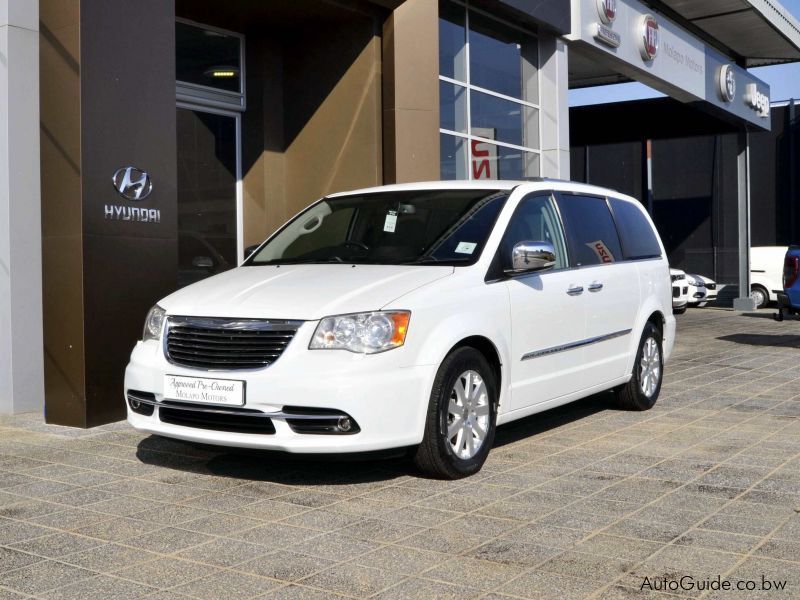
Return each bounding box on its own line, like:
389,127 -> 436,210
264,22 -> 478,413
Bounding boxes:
733,129 -> 756,311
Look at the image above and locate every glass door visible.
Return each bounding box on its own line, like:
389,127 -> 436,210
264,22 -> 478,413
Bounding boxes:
176,106 -> 241,288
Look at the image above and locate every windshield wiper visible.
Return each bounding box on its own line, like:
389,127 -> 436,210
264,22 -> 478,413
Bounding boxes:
404,256 -> 471,265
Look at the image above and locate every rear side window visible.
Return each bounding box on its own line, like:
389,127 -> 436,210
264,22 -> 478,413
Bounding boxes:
556,194 -> 623,267
608,198 -> 662,260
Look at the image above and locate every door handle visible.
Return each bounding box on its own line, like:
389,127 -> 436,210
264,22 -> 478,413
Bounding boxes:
588,281 -> 604,292
567,285 -> 584,296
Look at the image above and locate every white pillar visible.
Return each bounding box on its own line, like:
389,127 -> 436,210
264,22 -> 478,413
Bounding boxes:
0,0 -> 44,414
539,37 -> 570,180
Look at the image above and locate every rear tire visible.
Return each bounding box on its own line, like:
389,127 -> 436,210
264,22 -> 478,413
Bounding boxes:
615,322 -> 663,411
412,347 -> 497,479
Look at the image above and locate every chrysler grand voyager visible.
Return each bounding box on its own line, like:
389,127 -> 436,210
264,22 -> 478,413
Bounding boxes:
125,180 -> 675,478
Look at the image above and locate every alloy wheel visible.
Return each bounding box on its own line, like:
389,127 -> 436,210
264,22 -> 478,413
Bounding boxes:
639,337 -> 661,398
446,370 -> 490,460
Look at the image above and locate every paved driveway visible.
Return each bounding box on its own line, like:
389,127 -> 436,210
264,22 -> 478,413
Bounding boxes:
0,309 -> 798,599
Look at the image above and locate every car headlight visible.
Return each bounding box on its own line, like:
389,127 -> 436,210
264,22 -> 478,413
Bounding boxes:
142,304 -> 166,342
310,311 -> 411,354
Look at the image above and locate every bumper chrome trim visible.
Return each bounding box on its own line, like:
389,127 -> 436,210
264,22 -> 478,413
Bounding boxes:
126,393 -> 348,421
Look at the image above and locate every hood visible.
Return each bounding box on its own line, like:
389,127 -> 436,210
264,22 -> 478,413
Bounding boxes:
159,264 -> 454,320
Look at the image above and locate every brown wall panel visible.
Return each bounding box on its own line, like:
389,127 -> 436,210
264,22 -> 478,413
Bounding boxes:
283,17 -> 382,226
40,0 -> 86,426
382,0 -> 439,183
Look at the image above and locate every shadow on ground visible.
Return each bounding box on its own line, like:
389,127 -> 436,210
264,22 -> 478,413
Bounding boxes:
133,393 -> 617,484
717,333 -> 800,348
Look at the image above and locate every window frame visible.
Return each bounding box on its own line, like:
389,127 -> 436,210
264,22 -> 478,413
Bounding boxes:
438,0 -> 542,180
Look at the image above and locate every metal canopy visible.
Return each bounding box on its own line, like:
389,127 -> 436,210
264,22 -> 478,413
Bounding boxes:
654,0 -> 800,66
569,0 -> 800,88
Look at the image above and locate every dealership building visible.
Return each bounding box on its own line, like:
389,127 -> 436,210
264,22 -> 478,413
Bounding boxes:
1,0 -> 799,424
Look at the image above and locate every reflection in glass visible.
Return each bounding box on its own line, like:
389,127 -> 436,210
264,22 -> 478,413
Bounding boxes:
176,22 -> 242,93
440,134 -> 468,180
439,2 -> 466,81
470,90 -> 539,149
470,141 -> 539,181
440,80 -> 468,134
467,11 -> 538,104
177,109 -> 238,287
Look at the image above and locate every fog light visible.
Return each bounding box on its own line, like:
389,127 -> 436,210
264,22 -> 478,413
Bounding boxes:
337,417 -> 352,432
130,399 -> 141,410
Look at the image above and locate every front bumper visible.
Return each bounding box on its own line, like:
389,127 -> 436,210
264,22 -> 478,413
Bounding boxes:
124,324 -> 437,453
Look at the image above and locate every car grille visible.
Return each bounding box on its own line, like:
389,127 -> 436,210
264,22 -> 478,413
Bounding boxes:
165,317 -> 303,370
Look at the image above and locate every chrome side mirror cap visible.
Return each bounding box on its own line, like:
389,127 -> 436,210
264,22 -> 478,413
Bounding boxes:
508,241 -> 556,274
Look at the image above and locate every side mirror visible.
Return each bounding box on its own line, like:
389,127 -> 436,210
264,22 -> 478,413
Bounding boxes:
507,241 -> 556,274
192,255 -> 213,269
244,244 -> 260,259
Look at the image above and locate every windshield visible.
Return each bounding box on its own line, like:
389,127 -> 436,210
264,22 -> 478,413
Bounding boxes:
247,189 -> 507,266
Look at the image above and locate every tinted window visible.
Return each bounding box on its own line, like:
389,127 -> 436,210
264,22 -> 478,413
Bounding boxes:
557,195 -> 623,267
501,195 -> 568,270
609,198 -> 662,260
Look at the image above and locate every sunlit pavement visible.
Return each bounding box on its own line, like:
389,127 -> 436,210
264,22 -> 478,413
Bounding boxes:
0,308 -> 798,599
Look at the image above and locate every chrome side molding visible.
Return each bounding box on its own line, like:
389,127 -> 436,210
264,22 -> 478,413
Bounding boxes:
521,329 -> 632,361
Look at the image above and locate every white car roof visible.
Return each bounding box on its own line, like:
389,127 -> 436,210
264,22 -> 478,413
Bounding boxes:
326,179 -> 635,203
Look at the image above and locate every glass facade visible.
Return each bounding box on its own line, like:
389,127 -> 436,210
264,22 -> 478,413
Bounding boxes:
439,1 -> 540,181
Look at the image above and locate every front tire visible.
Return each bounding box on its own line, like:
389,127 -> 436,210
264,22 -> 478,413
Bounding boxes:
413,347 -> 497,479
615,323 -> 663,411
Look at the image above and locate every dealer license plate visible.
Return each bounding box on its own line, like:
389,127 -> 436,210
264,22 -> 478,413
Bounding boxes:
163,375 -> 245,406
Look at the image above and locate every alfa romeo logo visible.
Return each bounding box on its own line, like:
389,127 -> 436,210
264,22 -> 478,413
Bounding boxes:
112,166 -> 153,201
718,64 -> 736,103
638,14 -> 659,61
596,0 -> 617,24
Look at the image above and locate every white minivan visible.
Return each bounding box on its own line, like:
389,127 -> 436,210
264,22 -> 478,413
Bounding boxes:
125,181 -> 675,478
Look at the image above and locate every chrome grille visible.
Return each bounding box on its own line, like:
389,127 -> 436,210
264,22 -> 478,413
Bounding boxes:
165,317 -> 302,370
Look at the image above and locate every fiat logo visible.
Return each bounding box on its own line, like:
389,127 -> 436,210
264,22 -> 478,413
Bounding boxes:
638,14 -> 659,61
596,0 -> 617,24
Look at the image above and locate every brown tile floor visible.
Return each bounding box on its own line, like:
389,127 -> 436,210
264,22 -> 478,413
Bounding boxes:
0,308 -> 799,599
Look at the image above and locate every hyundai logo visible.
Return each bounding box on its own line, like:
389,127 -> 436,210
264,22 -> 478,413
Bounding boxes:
112,166 -> 153,201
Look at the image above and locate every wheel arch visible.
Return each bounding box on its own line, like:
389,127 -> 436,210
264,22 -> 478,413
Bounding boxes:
449,336 -> 503,409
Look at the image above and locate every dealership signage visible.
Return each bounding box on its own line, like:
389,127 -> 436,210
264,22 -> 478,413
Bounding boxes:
570,0 -> 771,129
105,165 -> 161,223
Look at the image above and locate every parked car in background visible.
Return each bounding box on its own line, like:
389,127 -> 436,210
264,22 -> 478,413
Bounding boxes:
751,246 -> 788,309
776,246 -> 800,321
670,268 -> 688,314
686,274 -> 717,307
125,180 -> 675,479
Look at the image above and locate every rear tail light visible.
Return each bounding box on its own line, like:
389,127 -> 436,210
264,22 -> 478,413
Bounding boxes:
784,255 -> 800,289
